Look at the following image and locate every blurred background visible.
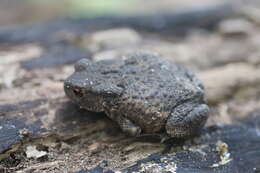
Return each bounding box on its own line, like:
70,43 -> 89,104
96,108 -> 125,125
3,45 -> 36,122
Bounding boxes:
0,0 -> 229,26
2,0 -> 260,172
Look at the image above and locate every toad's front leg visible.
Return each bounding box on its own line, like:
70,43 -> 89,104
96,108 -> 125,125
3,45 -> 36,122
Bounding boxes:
105,108 -> 142,136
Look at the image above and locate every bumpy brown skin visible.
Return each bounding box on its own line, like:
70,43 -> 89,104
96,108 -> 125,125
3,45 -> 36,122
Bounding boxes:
64,52 -> 209,138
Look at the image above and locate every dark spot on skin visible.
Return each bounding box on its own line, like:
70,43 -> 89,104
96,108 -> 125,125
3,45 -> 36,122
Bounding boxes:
159,84 -> 164,88
101,70 -> 119,75
132,95 -> 138,99
125,70 -> 136,75
124,59 -> 137,65
116,83 -> 125,89
147,95 -> 155,99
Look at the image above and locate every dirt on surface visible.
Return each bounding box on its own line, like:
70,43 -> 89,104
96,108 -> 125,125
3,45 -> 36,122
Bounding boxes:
1,2 -> 260,173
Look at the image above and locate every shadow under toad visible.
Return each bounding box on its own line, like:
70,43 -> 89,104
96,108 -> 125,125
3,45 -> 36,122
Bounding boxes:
53,100 -> 122,138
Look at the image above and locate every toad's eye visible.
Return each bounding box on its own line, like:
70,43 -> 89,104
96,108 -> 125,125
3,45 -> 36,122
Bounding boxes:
73,88 -> 84,98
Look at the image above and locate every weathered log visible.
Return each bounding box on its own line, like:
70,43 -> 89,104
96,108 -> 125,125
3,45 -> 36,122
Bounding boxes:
84,113 -> 260,173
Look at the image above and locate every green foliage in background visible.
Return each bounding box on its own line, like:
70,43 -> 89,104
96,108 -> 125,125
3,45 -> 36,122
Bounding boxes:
26,0 -> 137,17
68,0 -> 135,15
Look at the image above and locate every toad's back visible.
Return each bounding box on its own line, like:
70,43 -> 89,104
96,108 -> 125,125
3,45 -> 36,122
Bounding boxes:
92,53 -> 205,132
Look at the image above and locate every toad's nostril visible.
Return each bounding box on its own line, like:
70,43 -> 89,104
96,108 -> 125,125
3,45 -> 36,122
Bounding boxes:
73,88 -> 84,98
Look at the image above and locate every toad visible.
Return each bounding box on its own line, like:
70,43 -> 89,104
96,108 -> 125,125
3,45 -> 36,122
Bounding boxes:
64,52 -> 209,138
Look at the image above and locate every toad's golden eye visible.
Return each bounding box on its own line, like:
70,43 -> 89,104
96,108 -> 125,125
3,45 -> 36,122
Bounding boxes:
73,88 -> 84,98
